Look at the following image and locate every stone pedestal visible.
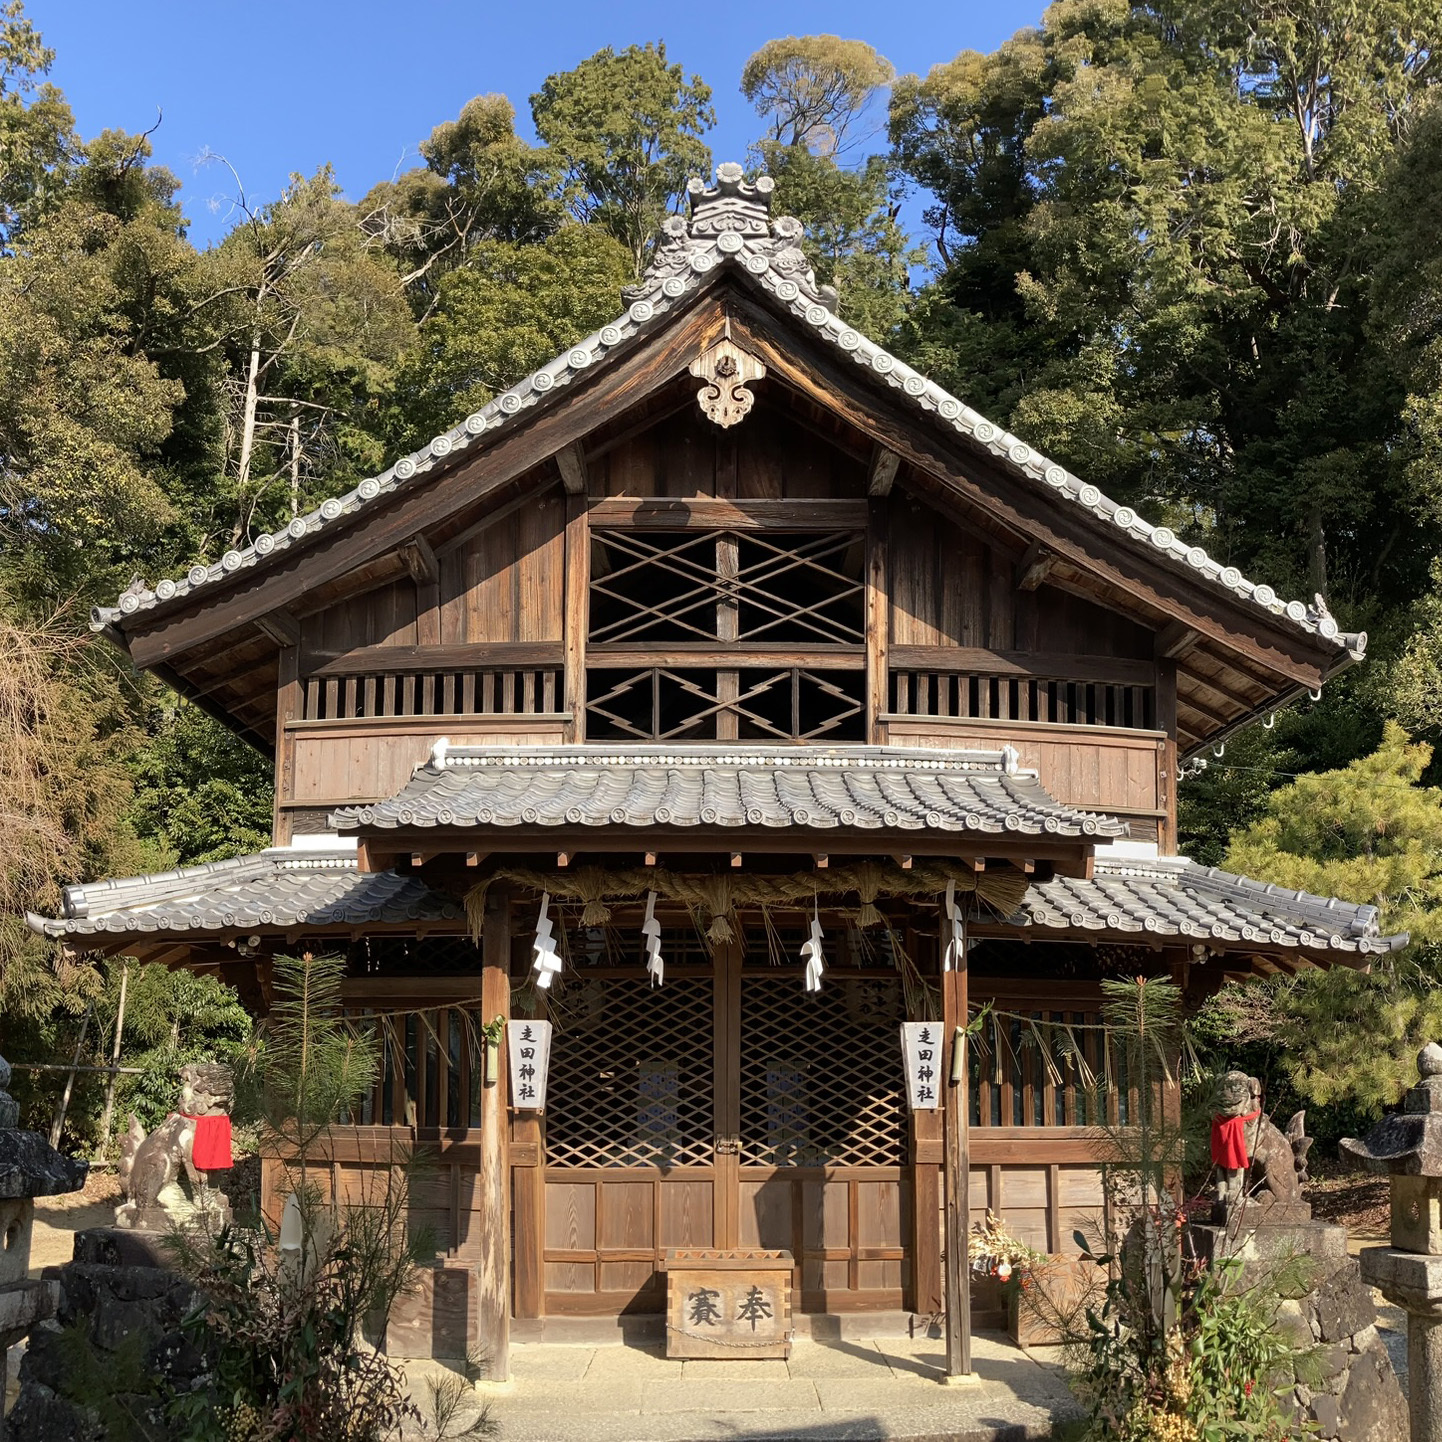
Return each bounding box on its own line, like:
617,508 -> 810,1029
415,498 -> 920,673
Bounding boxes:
1186,1218 -> 1407,1442
0,1056 -> 88,1427
1342,1044 -> 1442,1442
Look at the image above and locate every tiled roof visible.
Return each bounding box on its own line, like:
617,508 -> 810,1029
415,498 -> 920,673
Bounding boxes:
92,164 -> 1365,664
327,743 -> 1128,840
1015,855 -> 1405,956
26,847 -> 1405,959
25,848 -> 463,938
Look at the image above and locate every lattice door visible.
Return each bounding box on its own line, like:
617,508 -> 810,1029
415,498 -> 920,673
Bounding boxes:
545,977 -> 714,1169
738,976 -> 907,1166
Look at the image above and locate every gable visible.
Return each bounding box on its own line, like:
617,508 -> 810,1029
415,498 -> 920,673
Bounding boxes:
94,164 -> 1363,757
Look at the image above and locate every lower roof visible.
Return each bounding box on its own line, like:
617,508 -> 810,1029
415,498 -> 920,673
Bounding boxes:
329,743 -> 1128,841
27,845 -> 1403,963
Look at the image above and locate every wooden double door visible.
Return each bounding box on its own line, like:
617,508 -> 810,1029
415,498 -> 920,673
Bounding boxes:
535,943 -> 913,1317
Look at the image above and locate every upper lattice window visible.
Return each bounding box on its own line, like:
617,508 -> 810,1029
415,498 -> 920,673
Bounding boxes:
588,529 -> 864,647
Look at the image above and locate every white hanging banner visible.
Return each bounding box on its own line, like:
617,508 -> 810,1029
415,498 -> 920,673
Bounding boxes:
801,910 -> 826,992
642,890 -> 664,988
531,892 -> 562,989
508,1019 -> 553,1110
941,879 -> 967,972
900,1022 -> 943,1110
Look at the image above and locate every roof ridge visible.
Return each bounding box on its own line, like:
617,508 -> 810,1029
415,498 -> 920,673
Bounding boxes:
93,162 -> 1365,668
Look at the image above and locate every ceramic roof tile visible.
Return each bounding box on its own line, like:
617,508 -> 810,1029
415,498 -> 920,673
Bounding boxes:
1014,855 -> 1406,956
92,164 -> 1365,666
327,743 -> 1128,840
25,849 -> 463,938
26,848 -> 1404,958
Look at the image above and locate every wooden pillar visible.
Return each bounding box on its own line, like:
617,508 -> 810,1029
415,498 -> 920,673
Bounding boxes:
910,1109 -> 943,1315
942,909 -> 972,1378
563,493 -> 588,742
1155,658 -> 1178,852
273,644 -> 300,846
477,886 -> 512,1380
865,498 -> 889,744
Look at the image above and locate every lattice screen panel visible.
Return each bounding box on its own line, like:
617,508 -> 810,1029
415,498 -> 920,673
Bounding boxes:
739,975 -> 906,1167
545,977 -> 714,1168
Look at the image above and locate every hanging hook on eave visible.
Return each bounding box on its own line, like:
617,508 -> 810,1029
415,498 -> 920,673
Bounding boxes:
1212,743 -> 1226,758
1262,713 -> 1276,730
1308,687 -> 1323,702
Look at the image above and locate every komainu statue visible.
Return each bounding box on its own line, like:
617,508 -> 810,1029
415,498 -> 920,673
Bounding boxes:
115,1063 -> 234,1231
1210,1070 -> 1313,1223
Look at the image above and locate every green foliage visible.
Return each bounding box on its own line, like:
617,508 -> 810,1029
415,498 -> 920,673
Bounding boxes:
0,0 -> 73,241
125,698 -> 271,866
531,42 -> 715,276
256,953 -> 379,1151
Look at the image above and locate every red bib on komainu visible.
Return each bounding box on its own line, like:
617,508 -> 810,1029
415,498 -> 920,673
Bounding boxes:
186,1113 -> 233,1171
1210,1111 -> 1259,1171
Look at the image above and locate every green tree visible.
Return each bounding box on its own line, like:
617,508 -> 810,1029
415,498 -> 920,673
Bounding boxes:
0,0 -> 74,243
388,224 -> 633,446
1202,722 -> 1442,1110
360,93 -> 559,319
531,43 -> 714,277
742,35 -> 894,157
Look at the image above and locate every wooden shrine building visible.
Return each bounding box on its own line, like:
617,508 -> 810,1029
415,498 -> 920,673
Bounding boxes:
32,165 -> 1404,1370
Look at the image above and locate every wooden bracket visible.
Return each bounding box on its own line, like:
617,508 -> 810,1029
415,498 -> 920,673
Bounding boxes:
867,445 -> 901,498
1017,541 -> 1057,592
555,442 -> 588,496
1155,620 -> 1200,660
398,534 -> 439,586
255,608 -> 301,647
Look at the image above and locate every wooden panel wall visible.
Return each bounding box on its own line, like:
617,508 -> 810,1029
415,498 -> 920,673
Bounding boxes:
287,718 -> 568,807
596,406 -> 868,500
888,502 -> 1153,657
885,716 -> 1165,820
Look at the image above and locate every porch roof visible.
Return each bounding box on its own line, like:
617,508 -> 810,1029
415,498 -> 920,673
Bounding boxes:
26,847 -> 1404,960
327,743 -> 1127,841
25,846 -> 464,939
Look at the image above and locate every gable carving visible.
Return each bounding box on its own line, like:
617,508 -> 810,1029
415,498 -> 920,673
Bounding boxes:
689,339 -> 766,429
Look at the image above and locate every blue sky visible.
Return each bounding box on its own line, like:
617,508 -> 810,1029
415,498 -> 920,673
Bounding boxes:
34,1 -> 1044,249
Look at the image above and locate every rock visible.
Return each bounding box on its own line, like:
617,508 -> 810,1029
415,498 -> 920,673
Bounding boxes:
1337,1342 -> 1407,1442
1315,1342 -> 1350,1380
1275,1299 -> 1314,1348
69,1229 -> 172,1269
1310,1392 -> 1341,1436
4,1380 -> 105,1441
1316,1261 -> 1376,1343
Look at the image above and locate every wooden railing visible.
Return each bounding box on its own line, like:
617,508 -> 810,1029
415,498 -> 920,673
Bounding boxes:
888,647 -> 1156,731
299,642 -> 565,721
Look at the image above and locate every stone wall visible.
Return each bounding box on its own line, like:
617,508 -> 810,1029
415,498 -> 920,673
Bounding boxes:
6,1232 -> 206,1441
1189,1219 -> 1407,1442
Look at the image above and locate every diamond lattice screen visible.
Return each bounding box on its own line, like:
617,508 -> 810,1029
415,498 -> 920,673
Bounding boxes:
545,976 -> 714,1168
739,974 -> 906,1167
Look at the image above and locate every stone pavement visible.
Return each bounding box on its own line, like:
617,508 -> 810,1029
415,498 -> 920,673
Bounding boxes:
401,1332 -> 1081,1442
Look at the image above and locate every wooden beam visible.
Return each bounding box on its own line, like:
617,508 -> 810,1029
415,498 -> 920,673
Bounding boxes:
888,645 -> 1156,687
273,645 -> 300,846
587,497 -> 868,531
867,444 -> 901,498
644,852 -> 658,867
813,854 -> 829,869
865,497 -> 889,744
555,442 -> 588,496
255,609 -> 301,648
307,640 -> 564,677
563,491 -> 588,743
730,853 -> 743,868
1016,541 -> 1057,593
893,855 -> 913,869
556,852 -> 571,868
942,910 -> 973,1379
466,852 -> 484,867
398,534 -> 439,586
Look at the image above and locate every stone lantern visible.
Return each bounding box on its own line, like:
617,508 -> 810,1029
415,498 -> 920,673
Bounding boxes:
0,1053 -> 87,1421
1343,1042 -> 1442,1441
